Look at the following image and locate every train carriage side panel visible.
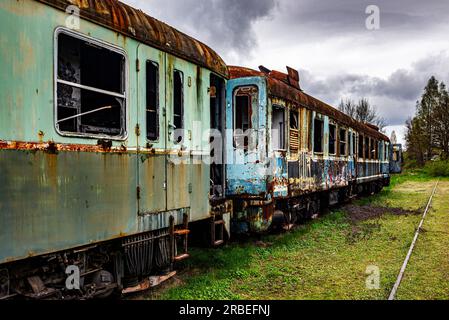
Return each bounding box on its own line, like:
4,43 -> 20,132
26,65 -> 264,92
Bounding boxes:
0,0 -> 225,265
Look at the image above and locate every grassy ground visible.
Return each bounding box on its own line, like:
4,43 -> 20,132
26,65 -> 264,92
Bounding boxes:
138,171 -> 449,300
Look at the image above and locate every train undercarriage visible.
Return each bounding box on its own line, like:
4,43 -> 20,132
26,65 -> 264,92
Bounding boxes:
231,178 -> 390,235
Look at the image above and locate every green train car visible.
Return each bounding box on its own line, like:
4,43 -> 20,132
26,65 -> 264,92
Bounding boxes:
0,0 -> 231,299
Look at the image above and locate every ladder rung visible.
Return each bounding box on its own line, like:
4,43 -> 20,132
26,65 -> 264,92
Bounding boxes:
174,253 -> 190,262
174,229 -> 190,236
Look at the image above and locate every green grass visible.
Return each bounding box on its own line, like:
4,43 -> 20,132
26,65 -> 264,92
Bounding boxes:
139,174 -> 448,300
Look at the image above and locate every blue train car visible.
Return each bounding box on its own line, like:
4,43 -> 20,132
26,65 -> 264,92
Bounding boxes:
226,66 -> 391,233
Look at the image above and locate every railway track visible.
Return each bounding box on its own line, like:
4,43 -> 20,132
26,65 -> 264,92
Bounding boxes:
388,180 -> 440,300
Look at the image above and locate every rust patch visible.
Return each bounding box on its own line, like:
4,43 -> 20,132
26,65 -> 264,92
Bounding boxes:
0,140 -> 128,153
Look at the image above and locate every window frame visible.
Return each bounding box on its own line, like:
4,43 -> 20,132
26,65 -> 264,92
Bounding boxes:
352,132 -> 357,156
339,127 -> 348,157
233,85 -> 258,150
358,134 -> 364,159
328,122 -> 337,155
173,69 -> 184,131
146,60 -> 160,141
271,105 -> 287,151
54,27 -> 128,140
364,136 -> 370,159
289,109 -> 300,155
313,116 -> 324,154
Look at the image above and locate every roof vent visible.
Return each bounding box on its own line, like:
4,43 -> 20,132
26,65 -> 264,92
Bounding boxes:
286,66 -> 301,90
258,65 -> 271,74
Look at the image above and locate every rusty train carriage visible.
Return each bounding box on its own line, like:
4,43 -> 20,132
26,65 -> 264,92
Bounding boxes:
226,66 -> 391,234
0,0 -> 399,300
0,0 -> 231,299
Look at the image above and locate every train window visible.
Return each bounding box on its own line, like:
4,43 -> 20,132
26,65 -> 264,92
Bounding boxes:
313,118 -> 324,153
329,123 -> 336,155
289,110 -> 300,154
352,133 -> 356,156
370,138 -> 375,159
365,136 -> 370,159
55,30 -> 127,138
358,134 -> 364,158
339,128 -> 347,156
234,86 -> 257,149
374,140 -> 379,160
272,106 -> 286,151
146,61 -> 159,141
173,70 -> 184,130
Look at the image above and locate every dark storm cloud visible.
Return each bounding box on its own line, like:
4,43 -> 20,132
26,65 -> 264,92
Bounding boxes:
124,0 -> 276,59
277,0 -> 449,37
301,52 -> 449,125
121,0 -> 449,127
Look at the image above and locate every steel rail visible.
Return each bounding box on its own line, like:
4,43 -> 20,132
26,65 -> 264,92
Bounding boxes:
388,179 -> 440,300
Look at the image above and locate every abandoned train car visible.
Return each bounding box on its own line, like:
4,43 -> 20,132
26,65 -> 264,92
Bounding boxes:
0,0 -> 231,299
226,66 -> 391,234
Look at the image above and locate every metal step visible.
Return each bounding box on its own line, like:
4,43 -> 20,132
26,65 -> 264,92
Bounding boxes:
174,253 -> 190,262
214,240 -> 224,247
174,229 -> 190,236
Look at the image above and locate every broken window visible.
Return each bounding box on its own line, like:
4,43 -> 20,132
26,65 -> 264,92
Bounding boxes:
365,136 -> 370,159
146,61 -> 159,141
313,118 -> 324,153
272,106 -> 286,150
289,110 -> 299,154
339,128 -> 347,156
234,86 -> 257,149
329,123 -> 336,155
56,30 -> 126,138
358,134 -> 364,159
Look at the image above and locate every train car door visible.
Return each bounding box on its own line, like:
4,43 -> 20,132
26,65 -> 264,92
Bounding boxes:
164,58 -> 191,211
136,48 -> 167,217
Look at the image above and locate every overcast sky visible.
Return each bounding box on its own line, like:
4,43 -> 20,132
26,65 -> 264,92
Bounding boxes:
123,0 -> 449,144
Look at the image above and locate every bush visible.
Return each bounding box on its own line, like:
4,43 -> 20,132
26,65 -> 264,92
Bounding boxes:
424,160 -> 449,177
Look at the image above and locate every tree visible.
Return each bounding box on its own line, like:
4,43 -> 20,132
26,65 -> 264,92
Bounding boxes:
405,76 -> 449,164
433,82 -> 449,158
338,98 -> 386,131
416,76 -> 440,160
338,99 -> 357,119
405,116 -> 427,165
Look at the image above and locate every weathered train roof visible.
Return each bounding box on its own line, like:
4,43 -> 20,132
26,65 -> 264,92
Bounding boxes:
37,0 -> 228,78
229,66 -> 389,141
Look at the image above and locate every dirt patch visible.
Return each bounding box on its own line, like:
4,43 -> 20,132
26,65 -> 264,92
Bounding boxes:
344,204 -> 421,224
344,204 -> 421,244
